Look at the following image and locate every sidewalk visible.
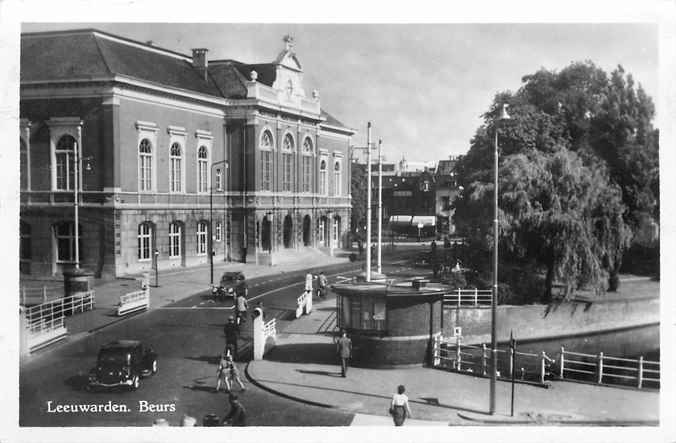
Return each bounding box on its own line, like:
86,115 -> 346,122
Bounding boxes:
22,250 -> 351,360
246,297 -> 660,426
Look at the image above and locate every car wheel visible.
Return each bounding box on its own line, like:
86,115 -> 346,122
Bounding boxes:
151,359 -> 158,374
131,375 -> 140,391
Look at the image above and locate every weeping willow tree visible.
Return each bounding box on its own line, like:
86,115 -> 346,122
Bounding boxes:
453,61 -> 652,301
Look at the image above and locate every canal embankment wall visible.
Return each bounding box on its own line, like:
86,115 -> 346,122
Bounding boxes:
444,295 -> 659,346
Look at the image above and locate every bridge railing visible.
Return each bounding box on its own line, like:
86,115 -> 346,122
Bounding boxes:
558,347 -> 660,389
443,289 -> 493,308
433,336 -> 554,384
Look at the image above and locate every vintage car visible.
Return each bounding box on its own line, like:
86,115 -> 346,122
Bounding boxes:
212,271 -> 247,301
87,340 -> 157,391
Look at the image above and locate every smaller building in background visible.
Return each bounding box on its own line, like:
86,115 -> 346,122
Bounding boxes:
434,155 -> 462,236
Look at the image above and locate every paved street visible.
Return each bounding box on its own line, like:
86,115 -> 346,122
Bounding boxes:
20,256 -> 419,427
19,260 -> 373,427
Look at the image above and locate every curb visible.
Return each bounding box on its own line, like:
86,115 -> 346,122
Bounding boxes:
456,412 -> 659,426
244,361 -> 334,410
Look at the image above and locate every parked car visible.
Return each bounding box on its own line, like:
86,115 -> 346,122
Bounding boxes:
212,271 -> 247,301
87,340 -> 157,391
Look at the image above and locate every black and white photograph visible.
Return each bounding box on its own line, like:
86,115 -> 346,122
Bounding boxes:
2,1 -> 675,442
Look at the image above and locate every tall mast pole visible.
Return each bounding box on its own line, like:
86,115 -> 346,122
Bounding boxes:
365,122 -> 372,282
377,139 -> 382,275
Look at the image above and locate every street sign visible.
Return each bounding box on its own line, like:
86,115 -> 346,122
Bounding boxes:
453,326 -> 462,337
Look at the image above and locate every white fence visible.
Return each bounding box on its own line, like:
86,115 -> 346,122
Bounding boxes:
296,291 -> 312,318
558,347 -> 660,389
22,290 -> 95,354
263,318 -> 277,340
117,288 -> 150,316
432,336 -> 660,389
443,289 -> 493,308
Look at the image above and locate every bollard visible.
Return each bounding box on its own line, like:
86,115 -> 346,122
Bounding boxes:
597,352 -> 604,384
559,347 -> 565,379
540,351 -> 546,384
509,347 -> 514,378
638,356 -> 644,389
456,335 -> 462,371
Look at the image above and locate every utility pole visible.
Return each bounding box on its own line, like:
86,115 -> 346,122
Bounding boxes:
366,122 -> 372,282
377,139 -> 383,275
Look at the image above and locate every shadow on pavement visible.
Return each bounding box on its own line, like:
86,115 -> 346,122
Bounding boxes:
64,374 -> 89,391
265,343 -> 337,365
296,369 -> 343,378
185,355 -> 221,365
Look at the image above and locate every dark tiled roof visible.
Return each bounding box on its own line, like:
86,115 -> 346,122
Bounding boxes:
21,30 -> 223,97
320,109 -> 347,128
207,62 -> 248,99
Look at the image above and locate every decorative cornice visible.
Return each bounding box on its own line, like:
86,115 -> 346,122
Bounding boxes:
46,117 -> 83,128
167,125 -> 187,137
195,129 -> 213,140
135,120 -> 159,132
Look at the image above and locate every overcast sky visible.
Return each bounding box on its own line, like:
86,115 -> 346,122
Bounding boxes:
22,23 -> 658,163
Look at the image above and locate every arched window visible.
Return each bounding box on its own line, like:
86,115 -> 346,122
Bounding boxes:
169,142 -> 182,193
301,137 -> 313,193
260,130 -> 273,191
55,135 -> 76,191
196,221 -> 208,255
319,159 -> 328,195
139,139 -> 153,191
20,138 -> 28,190
197,146 -> 209,193
333,161 -> 342,196
282,134 -> 294,192
137,222 -> 153,261
169,222 -> 182,258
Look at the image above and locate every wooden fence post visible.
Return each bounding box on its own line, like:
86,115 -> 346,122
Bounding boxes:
540,351 -> 546,384
559,347 -> 565,379
509,347 -> 514,378
597,352 -> 604,384
456,335 -> 462,371
638,356 -> 643,389
482,344 -> 487,376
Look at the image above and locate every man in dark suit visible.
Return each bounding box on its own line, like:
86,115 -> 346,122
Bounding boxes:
336,329 -> 352,377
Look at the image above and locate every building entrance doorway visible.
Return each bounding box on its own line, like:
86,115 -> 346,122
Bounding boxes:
302,215 -> 311,246
283,214 -> 293,248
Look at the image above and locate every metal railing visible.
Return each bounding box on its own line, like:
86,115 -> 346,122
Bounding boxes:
24,290 -> 95,325
117,288 -> 150,316
443,289 -> 493,308
433,336 -> 554,384
432,337 -> 660,389
558,347 -> 660,389
263,318 -> 277,339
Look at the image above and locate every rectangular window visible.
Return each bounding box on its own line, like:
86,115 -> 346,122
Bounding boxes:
302,156 -> 311,193
140,155 -> 152,191
169,223 -> 181,258
170,157 -> 182,192
261,151 -> 272,191
319,168 -> 327,195
215,168 -> 222,191
55,222 -> 82,262
215,222 -> 222,242
282,153 -> 292,192
198,160 -> 208,193
197,222 -> 208,255
55,152 -> 74,191
138,223 -> 152,261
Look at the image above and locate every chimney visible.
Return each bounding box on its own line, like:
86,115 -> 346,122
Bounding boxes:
192,48 -> 209,81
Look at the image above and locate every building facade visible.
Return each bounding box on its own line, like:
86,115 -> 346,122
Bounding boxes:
20,30 -> 353,278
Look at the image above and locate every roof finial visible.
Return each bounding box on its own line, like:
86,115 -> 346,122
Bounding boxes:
283,34 -> 295,51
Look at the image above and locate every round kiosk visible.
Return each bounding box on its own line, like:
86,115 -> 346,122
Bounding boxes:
332,279 -> 446,368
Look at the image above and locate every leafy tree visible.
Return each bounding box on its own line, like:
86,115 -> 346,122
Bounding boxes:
453,61 -> 654,299
350,161 -> 368,240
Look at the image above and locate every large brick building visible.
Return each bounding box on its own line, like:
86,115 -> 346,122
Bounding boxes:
20,29 -> 354,278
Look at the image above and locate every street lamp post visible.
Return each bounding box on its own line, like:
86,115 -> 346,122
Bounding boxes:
377,139 -> 383,275
490,103 -> 510,415
349,122 -> 375,282
153,248 -> 160,287
210,160 -> 229,285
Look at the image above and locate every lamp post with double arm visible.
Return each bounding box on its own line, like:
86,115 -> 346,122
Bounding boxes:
210,159 -> 229,285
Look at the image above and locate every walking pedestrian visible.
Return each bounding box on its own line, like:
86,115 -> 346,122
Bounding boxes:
215,353 -> 228,393
221,393 -> 247,426
222,354 -> 246,392
389,385 -> 413,426
223,316 -> 239,359
318,271 -> 328,298
235,290 -> 248,327
336,329 -> 352,377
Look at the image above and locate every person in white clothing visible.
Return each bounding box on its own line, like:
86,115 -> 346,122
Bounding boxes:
389,385 -> 413,426
305,273 -> 314,297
